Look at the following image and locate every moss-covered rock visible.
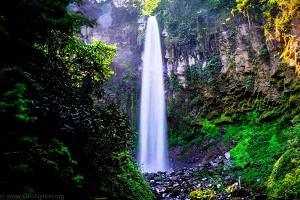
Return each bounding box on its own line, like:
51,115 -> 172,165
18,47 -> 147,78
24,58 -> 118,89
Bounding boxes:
267,147 -> 300,199
189,188 -> 216,200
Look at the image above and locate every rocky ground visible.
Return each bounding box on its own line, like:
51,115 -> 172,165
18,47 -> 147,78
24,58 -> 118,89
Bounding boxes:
143,140 -> 268,200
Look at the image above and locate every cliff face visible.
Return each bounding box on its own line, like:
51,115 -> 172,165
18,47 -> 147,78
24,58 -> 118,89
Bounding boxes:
164,19 -> 298,100
74,0 -> 141,65
73,0 -> 143,127
75,0 -> 300,128
158,5 -> 300,127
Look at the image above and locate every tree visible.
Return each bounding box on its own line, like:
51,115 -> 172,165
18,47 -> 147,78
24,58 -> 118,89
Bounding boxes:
0,1 -> 153,199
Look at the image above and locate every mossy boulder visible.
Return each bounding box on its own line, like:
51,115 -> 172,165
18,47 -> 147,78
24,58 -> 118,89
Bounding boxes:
267,147 -> 300,199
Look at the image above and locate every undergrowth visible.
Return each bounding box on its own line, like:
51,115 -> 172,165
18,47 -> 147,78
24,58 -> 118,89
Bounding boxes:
170,109 -> 300,198
218,112 -> 299,194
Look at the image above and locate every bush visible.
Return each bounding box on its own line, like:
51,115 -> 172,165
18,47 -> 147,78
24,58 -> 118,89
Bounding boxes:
96,152 -> 155,200
84,105 -> 155,199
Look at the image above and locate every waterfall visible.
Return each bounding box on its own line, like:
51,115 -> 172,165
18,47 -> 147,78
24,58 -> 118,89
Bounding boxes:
138,16 -> 169,173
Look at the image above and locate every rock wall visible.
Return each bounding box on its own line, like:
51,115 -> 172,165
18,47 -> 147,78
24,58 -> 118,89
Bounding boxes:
163,19 -> 294,101
162,12 -> 300,111
74,0 -> 141,64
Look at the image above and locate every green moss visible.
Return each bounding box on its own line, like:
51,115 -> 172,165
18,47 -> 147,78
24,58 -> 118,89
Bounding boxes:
200,119 -> 221,139
289,95 -> 298,104
267,135 -> 282,156
290,79 -> 300,92
291,114 -> 300,124
190,188 -> 216,200
258,110 -> 279,122
213,114 -> 233,124
267,148 -> 300,199
227,119 -> 295,189
245,110 -> 260,125
230,138 -> 252,168
97,151 -> 155,200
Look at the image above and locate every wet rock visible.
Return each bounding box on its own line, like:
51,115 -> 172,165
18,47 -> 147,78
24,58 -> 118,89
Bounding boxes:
223,159 -> 232,166
231,188 -> 251,197
254,193 -> 268,199
170,189 -> 181,197
219,127 -> 226,133
143,146 -> 266,199
170,175 -> 181,182
224,174 -> 234,180
224,152 -> 230,159
209,161 -> 219,167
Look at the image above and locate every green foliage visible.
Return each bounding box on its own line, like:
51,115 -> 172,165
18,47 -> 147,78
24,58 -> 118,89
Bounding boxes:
204,55 -> 223,94
0,83 -> 37,122
213,114 -> 233,124
169,128 -> 202,147
234,0 -> 263,24
83,105 -> 154,199
243,75 -> 255,91
261,0 -> 300,74
190,188 -> 216,200
20,135 -> 39,144
263,0 -> 300,34
143,0 -> 160,16
185,63 -> 202,86
22,137 -> 83,186
177,23 -> 190,45
97,152 -> 155,200
267,134 -> 281,156
200,119 -> 220,140
0,0 -> 153,199
103,59 -> 140,127
154,0 -> 236,60
244,110 -> 260,125
72,174 -> 84,185
170,72 -> 183,89
258,48 -> 270,62
39,32 -> 117,99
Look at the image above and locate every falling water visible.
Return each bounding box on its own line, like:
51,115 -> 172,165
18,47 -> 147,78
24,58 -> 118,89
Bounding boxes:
138,16 -> 169,173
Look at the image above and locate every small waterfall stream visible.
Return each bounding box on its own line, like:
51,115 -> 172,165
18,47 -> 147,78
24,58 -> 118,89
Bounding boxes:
138,16 -> 169,173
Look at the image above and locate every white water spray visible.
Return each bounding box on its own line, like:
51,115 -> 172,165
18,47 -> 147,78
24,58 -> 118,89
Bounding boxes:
138,16 -> 169,173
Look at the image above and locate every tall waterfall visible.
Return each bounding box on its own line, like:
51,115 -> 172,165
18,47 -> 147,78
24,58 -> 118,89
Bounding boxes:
138,16 -> 169,173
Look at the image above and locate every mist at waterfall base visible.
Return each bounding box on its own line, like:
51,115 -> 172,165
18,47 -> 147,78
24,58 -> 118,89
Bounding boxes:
138,16 -> 169,173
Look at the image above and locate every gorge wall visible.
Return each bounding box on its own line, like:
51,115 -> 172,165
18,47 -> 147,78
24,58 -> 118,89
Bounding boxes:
76,0 -> 300,141
154,1 -> 300,133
